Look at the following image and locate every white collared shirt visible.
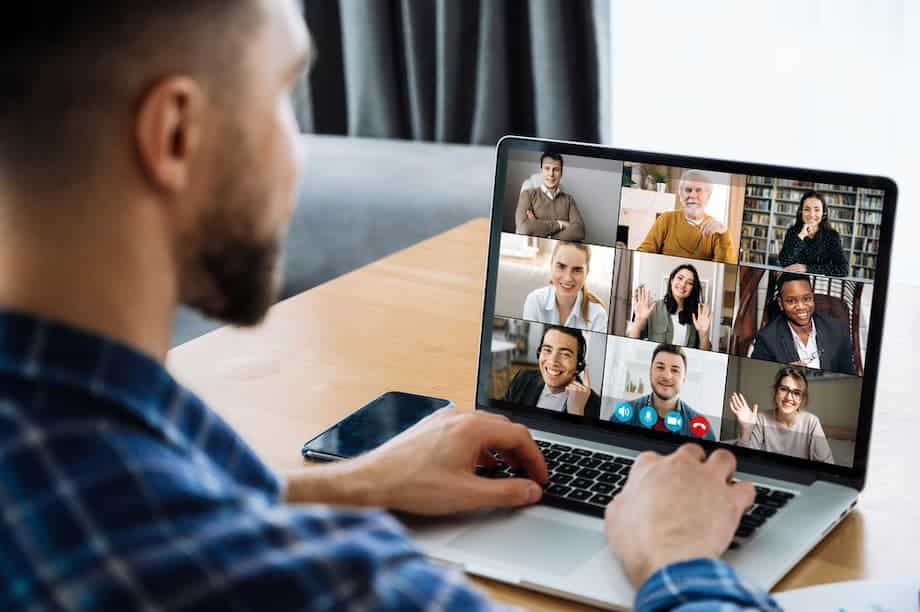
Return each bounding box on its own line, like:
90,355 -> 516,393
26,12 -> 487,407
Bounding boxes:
788,319 -> 821,369
522,285 -> 608,332
540,184 -> 560,200
537,385 -> 568,412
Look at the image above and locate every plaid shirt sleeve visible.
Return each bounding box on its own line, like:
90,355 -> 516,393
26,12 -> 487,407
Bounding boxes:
634,558 -> 782,611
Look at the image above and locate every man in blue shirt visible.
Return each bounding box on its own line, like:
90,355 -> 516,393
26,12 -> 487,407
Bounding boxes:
0,2 -> 778,610
611,343 -> 716,440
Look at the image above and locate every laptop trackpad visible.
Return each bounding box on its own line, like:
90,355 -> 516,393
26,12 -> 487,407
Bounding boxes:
445,511 -> 605,576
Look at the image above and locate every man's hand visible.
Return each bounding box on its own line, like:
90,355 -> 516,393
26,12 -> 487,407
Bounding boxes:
288,408 -> 548,515
526,209 -> 536,221
699,218 -> 726,237
783,263 -> 808,273
565,369 -> 591,416
604,445 -> 755,588
557,219 -> 570,231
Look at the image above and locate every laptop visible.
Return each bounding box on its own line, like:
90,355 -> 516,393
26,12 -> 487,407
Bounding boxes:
406,136 -> 897,610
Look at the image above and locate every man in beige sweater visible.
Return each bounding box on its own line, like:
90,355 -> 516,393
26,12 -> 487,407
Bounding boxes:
515,153 -> 586,240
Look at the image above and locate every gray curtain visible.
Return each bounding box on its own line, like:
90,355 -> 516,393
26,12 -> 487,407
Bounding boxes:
297,0 -> 609,145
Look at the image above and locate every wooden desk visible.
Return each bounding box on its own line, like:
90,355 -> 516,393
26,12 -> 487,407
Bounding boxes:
167,218 -> 920,611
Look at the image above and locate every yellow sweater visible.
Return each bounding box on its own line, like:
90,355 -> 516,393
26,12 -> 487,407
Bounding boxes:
637,210 -> 737,264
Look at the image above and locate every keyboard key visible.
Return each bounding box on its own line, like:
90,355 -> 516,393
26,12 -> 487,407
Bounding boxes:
557,464 -> 578,475
598,461 -> 619,473
572,448 -> 593,457
550,473 -> 573,485
551,444 -> 572,452
593,452 -> 613,461
735,525 -> 755,539
590,482 -> 614,494
578,457 -> 601,469
545,460 -> 558,471
759,497 -> 784,509
770,490 -> 795,500
474,466 -> 492,476
589,493 -> 612,506
755,485 -> 771,495
570,477 -> 593,490
543,449 -> 561,461
545,484 -> 571,496
576,468 -> 600,480
740,515 -> 765,529
614,457 -> 634,465
567,489 -> 592,502
558,453 -> 580,464
598,472 -> 623,485
535,440 -> 551,448
618,465 -> 632,477
728,541 -> 740,550
752,505 -> 777,518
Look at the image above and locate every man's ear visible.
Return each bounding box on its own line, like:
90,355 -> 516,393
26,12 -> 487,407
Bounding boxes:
135,76 -> 205,196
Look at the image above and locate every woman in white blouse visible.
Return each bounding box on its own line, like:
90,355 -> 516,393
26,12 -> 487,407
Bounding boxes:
522,241 -> 608,332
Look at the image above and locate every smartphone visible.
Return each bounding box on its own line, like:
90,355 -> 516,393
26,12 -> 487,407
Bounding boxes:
301,391 -> 453,462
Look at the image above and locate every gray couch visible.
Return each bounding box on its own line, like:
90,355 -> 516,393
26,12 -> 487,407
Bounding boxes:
171,135 -> 496,346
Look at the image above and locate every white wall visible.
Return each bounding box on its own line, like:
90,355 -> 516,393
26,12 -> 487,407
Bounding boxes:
611,0 -> 917,285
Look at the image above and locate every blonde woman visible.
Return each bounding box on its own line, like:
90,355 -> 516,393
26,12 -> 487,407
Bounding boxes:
522,241 -> 608,332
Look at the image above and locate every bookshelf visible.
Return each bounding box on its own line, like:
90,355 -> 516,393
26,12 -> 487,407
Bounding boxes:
739,177 -> 884,280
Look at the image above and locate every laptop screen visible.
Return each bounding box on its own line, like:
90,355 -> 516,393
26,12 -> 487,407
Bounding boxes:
478,138 -> 895,473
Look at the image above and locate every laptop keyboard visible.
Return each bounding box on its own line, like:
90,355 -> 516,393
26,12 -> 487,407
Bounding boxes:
477,438 -> 797,551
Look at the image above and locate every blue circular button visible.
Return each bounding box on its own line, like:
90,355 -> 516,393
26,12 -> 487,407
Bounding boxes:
613,402 -> 634,423
664,411 -> 684,433
638,406 -> 658,428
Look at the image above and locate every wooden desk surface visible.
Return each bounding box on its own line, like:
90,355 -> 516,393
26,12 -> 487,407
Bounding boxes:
168,218 -> 920,610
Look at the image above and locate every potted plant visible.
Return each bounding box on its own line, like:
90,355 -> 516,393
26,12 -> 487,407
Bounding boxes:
655,172 -> 668,192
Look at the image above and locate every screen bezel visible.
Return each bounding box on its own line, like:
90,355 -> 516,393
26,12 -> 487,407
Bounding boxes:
475,136 -> 898,491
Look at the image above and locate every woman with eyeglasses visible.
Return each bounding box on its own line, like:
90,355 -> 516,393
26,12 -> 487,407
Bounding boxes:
729,367 -> 834,464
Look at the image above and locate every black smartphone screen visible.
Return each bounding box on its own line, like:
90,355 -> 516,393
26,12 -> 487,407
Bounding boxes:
301,391 -> 452,460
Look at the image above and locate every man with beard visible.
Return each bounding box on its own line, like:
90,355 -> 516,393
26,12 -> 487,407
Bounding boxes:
637,170 -> 738,264
0,3 -> 770,610
612,344 -> 716,440
503,325 -> 600,418
515,153 -> 586,240
750,273 -> 856,374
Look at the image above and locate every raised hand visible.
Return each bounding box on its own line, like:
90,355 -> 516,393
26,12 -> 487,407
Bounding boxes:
633,286 -> 655,322
566,368 -> 591,416
729,392 -> 758,438
691,303 -> 712,335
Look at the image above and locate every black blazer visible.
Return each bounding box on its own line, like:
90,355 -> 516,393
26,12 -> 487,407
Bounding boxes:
503,369 -> 601,419
750,312 -> 856,375
777,227 -> 849,277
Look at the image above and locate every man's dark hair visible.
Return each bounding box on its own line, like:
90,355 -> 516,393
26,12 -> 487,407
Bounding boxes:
651,343 -> 687,371
540,152 -> 564,169
775,273 -> 813,298
0,4 -> 257,180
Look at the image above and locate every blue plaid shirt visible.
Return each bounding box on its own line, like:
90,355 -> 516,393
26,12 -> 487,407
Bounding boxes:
0,310 -> 778,611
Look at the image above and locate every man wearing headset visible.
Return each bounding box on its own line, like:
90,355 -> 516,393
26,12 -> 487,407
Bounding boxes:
503,325 -> 601,418
610,343 -> 716,440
